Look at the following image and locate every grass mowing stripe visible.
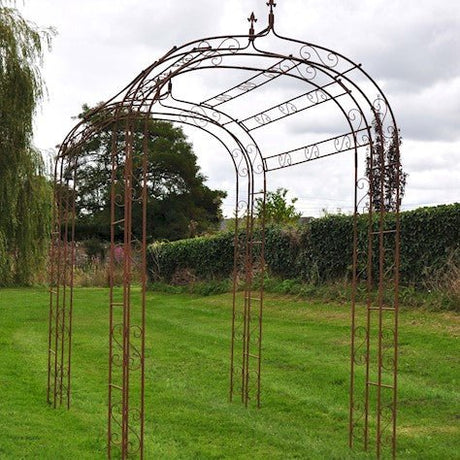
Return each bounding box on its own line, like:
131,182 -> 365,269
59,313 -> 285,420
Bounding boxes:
0,288 -> 458,458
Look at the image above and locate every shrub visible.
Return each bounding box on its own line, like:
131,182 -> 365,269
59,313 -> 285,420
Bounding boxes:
147,204 -> 460,291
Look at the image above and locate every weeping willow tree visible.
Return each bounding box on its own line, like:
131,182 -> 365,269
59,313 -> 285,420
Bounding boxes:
0,2 -> 55,285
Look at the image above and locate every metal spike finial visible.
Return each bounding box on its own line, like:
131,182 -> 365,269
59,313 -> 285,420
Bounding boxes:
266,0 -> 276,29
266,0 -> 277,13
248,12 -> 257,36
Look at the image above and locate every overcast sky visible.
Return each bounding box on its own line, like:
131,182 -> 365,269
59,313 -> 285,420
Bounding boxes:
22,0 -> 460,217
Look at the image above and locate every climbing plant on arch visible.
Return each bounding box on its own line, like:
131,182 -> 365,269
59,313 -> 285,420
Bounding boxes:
48,2 -> 403,458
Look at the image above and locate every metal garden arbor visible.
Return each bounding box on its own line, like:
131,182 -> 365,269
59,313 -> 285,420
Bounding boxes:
48,2 -> 402,458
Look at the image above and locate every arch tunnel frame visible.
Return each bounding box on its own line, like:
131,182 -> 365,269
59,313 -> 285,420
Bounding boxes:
48,4 -> 402,458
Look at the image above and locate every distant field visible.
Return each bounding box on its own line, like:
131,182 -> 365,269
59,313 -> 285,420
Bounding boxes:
0,288 -> 458,459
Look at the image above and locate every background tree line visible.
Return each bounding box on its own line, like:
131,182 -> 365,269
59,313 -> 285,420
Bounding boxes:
0,1 -> 54,285
73,105 -> 226,243
0,3 -> 226,284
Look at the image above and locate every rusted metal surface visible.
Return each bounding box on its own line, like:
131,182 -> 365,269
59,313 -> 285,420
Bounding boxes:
105,119 -> 146,459
48,158 -> 76,410
48,1 -> 401,458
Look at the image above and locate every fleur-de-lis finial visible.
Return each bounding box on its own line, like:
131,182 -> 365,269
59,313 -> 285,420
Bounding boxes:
267,0 -> 277,13
248,12 -> 257,36
266,0 -> 277,29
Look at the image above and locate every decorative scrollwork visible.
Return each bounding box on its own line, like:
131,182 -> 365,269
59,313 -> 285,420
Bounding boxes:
382,353 -> 396,372
276,59 -> 298,76
197,37 -> 242,67
128,326 -> 143,371
351,400 -> 366,430
306,89 -> 328,104
110,401 -> 123,424
353,326 -> 368,365
231,147 -> 242,161
360,131 -> 370,147
303,144 -> 320,161
109,430 -> 122,448
130,324 -> 143,340
131,188 -> 144,204
177,51 -> 201,68
278,152 -> 292,168
190,106 -> 211,126
262,68 -> 277,80
356,177 -> 370,213
386,124 -> 396,140
334,133 -> 352,152
114,193 -> 125,208
109,402 -> 123,447
165,47 -> 205,75
232,148 -> 250,178
219,37 -> 241,54
179,105 -> 221,129
196,41 -> 212,51
179,108 -> 206,128
381,328 -> 396,371
111,323 -> 124,367
382,328 -> 395,343
127,410 -> 142,455
373,96 -> 389,125
254,113 -> 271,126
348,108 -> 365,132
299,45 -> 340,69
379,404 -> 395,437
215,94 -> 232,103
238,82 -> 256,92
299,63 -> 317,81
246,144 -> 264,175
237,199 -> 249,214
279,101 -> 297,116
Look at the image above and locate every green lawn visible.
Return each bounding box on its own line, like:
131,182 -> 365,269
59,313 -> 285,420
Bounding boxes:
0,288 -> 458,459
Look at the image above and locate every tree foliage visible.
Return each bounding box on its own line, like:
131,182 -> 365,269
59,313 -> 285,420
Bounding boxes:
0,2 -> 54,285
366,115 -> 407,212
74,105 -> 226,242
255,188 -> 301,225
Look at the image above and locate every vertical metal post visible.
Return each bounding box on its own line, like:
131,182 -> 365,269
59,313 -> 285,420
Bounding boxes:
121,123 -> 134,458
241,175 -> 253,405
349,143 -> 359,449
349,114 -> 400,458
392,140 -> 401,458
47,159 -> 60,405
139,117 -> 149,459
108,122 -> 120,459
67,158 -> 77,409
48,153 -> 75,411
229,149 -> 265,409
255,175 -> 266,408
363,149 -> 375,451
107,116 -> 145,458
229,172 -> 240,402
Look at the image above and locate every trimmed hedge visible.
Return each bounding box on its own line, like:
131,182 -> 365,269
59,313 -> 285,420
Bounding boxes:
149,232 -> 235,282
147,203 -> 460,286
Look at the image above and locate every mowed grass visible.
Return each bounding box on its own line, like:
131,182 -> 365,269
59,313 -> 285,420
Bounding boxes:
0,288 -> 458,459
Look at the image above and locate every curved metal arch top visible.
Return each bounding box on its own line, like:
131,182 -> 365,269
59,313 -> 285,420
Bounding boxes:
58,2 -> 399,167
49,3 -> 402,459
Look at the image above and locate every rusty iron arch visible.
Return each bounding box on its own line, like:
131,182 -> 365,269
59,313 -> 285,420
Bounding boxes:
48,3 -> 402,459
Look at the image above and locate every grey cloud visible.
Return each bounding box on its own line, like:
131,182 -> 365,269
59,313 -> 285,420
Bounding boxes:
102,0 -> 225,50
21,0 -> 460,216
360,18 -> 460,89
393,77 -> 460,141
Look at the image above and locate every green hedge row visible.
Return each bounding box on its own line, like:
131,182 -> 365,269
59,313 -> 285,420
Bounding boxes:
147,204 -> 459,286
